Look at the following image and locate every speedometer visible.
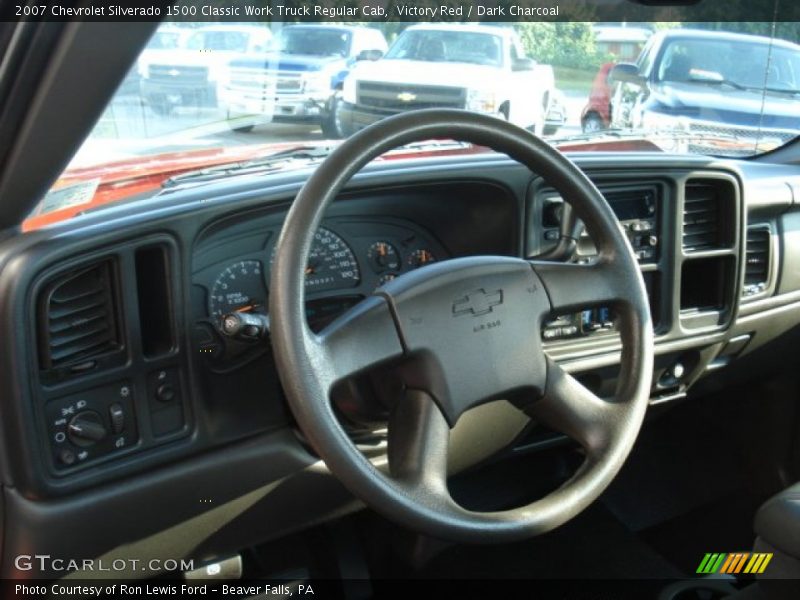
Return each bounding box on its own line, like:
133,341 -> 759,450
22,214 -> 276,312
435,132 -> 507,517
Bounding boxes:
271,227 -> 360,293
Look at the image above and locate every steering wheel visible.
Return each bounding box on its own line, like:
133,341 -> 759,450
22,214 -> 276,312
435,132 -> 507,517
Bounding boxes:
269,109 -> 654,543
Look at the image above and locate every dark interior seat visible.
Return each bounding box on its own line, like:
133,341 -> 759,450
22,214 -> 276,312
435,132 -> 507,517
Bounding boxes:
754,481 -> 800,578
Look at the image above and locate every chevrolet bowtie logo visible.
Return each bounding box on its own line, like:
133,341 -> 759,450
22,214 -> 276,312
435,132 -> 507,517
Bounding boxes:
397,91 -> 417,102
453,289 -> 504,317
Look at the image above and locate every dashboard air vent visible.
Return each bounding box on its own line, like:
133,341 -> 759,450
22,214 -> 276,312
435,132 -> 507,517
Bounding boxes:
683,184 -> 721,251
38,261 -> 122,372
743,227 -> 771,297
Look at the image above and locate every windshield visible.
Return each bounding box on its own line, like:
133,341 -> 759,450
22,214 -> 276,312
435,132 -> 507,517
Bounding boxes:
278,28 -> 352,57
385,29 -> 504,67
146,30 -> 183,50
186,29 -> 250,52
657,38 -> 800,89
31,19 -> 800,230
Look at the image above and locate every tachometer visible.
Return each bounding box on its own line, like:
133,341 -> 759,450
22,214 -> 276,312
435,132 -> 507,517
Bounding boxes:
271,227 -> 360,292
208,260 -> 267,319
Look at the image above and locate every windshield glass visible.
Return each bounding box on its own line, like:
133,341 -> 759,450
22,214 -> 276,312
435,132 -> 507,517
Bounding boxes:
146,30 -> 183,50
657,38 -> 800,89
279,28 -> 352,57
385,29 -> 504,66
30,19 -> 800,230
186,29 -> 250,52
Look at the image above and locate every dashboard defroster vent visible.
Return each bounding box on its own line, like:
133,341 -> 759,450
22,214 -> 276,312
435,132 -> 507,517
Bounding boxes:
743,226 -> 771,297
682,184 -> 721,251
37,260 -> 123,374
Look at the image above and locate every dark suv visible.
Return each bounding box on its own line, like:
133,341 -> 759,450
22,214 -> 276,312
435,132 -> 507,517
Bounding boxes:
610,29 -> 800,156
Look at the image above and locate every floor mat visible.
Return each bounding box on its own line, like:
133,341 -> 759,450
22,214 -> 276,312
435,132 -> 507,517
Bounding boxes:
414,503 -> 684,579
640,492 -> 761,575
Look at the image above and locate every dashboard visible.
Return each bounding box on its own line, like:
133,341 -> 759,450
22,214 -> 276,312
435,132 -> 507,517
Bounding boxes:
1,152 -> 800,576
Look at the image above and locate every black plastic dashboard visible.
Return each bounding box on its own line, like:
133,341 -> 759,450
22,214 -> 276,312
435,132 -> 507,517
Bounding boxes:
1,151 -> 799,576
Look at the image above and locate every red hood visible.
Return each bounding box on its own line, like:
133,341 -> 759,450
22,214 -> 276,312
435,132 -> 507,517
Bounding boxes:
23,138 -> 664,231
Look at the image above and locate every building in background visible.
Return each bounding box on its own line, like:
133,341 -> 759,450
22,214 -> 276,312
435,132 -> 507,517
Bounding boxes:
593,25 -> 652,61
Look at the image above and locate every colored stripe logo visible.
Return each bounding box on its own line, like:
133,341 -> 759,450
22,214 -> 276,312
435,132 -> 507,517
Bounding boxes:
696,552 -> 773,574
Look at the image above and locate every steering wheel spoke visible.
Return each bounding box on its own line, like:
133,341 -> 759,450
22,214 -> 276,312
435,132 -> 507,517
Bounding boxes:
530,258 -> 625,316
315,295 -> 404,392
387,390 -> 451,497
531,357 -> 623,456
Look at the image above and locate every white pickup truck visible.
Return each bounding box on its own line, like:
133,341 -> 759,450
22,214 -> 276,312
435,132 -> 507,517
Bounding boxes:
221,25 -> 388,137
339,24 -> 556,136
139,25 -> 272,116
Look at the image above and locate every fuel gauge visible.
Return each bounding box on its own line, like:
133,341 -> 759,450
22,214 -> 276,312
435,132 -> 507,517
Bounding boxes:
367,241 -> 400,272
407,249 -> 436,269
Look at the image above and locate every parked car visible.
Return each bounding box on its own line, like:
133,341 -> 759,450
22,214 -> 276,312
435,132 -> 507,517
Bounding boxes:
116,27 -> 190,98
140,25 -> 272,115
581,62 -> 616,132
220,24 -> 388,136
339,24 -> 556,135
609,29 -> 800,155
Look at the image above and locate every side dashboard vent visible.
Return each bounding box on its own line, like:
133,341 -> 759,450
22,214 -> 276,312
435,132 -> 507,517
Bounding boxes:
743,226 -> 771,297
683,183 -> 722,251
37,260 -> 123,375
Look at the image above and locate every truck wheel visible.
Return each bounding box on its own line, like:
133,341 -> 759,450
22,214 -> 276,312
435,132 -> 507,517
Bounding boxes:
543,123 -> 560,136
582,113 -> 605,133
226,111 -> 255,133
229,123 -> 255,133
321,96 -> 347,139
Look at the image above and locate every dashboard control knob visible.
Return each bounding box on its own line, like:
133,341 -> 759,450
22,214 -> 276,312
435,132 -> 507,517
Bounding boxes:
156,384 -> 176,403
58,448 -> 77,466
648,235 -> 658,246
67,411 -> 107,447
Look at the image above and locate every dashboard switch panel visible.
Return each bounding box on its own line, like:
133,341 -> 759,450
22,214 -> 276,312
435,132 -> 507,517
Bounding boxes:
46,381 -> 138,472
147,367 -> 185,438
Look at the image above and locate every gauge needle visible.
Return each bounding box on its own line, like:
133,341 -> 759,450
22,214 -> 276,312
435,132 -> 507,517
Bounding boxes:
305,265 -> 315,275
235,304 -> 256,313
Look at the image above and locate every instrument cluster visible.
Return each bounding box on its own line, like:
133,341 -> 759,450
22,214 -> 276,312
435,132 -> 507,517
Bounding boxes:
193,217 -> 446,369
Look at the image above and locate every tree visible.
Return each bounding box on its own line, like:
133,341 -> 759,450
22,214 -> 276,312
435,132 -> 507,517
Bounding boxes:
515,22 -> 605,70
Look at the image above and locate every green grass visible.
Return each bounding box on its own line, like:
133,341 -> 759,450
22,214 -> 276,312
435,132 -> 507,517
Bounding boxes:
554,66 -> 596,95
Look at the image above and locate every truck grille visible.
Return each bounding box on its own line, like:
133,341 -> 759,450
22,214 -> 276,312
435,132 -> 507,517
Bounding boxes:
148,65 -> 209,86
357,82 -> 465,114
687,121 -> 798,157
229,69 -> 301,94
